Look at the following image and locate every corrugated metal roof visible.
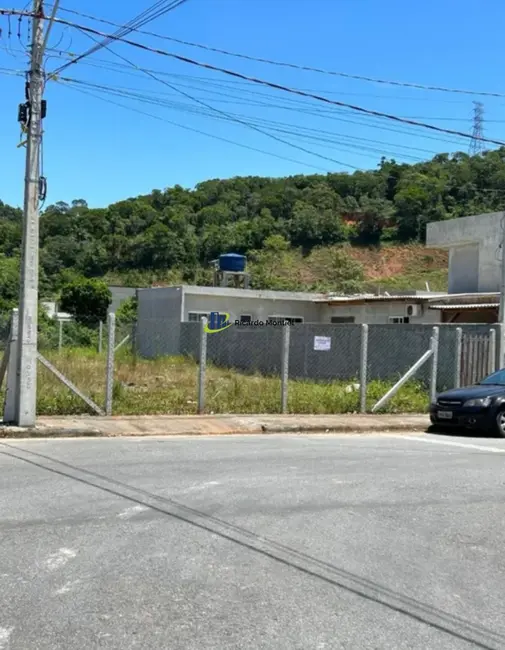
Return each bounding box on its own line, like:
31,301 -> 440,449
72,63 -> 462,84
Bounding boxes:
315,295 -> 436,304
429,303 -> 499,310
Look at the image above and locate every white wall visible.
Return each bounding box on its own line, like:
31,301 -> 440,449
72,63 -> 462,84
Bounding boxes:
426,212 -> 502,293
320,302 -> 440,324
183,292 -> 322,323
448,245 -> 479,294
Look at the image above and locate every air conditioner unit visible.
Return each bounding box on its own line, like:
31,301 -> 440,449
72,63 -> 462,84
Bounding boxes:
405,304 -> 421,317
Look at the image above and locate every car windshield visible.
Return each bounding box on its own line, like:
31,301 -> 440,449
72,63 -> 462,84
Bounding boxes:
479,369 -> 505,385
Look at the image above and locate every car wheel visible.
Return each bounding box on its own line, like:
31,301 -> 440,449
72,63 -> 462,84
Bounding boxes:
495,409 -> 505,438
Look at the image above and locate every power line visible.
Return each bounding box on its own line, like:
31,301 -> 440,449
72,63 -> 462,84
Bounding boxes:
73,28 -> 360,171
0,52 -> 486,149
0,52 -> 477,148
48,5 -> 505,99
58,81 -> 340,173
60,79 -> 425,167
8,10 -> 499,147
50,0 -> 189,76
57,74 -> 440,158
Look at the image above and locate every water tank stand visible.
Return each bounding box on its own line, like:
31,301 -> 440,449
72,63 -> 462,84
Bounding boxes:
213,270 -> 250,289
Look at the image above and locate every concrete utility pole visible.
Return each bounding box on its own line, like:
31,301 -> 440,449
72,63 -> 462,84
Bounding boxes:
499,211 -> 505,368
15,0 -> 45,426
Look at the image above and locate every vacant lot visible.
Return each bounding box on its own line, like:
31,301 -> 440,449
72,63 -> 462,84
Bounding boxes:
1,348 -> 429,415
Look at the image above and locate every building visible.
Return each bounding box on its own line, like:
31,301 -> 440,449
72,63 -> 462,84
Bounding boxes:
137,284 -> 446,329
426,211 -> 502,294
426,211 -> 503,323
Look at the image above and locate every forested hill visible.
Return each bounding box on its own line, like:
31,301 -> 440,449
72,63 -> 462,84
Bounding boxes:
2,149 -> 505,304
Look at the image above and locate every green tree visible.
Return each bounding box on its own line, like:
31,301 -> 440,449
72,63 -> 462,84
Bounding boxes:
0,255 -> 20,311
116,296 -> 137,325
60,279 -> 112,326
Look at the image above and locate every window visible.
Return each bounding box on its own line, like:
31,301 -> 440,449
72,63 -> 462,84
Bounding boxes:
480,369 -> 505,386
389,316 -> 410,324
331,316 -> 355,324
188,312 -> 208,322
267,315 -> 304,325
240,314 -> 252,324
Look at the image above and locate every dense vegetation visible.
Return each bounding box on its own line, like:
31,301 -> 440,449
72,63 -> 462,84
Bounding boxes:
2,149 -> 505,310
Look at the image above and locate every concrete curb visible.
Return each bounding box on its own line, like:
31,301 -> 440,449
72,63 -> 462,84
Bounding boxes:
0,427 -> 103,439
0,422 -> 430,439
259,423 -> 429,434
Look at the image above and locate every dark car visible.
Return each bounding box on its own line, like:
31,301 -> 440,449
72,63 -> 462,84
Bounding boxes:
430,368 -> 505,437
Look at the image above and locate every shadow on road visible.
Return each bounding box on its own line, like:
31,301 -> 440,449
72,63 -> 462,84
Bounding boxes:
427,425 -> 498,440
1,441 -> 504,650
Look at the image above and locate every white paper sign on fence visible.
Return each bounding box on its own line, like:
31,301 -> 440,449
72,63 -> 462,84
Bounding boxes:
314,336 -> 331,351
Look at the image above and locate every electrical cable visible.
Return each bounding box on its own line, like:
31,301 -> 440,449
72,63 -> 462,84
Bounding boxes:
0,53 -> 489,150
67,74 -> 475,147
49,4 -> 505,99
6,10 -> 497,147
73,29 -> 361,170
56,75 -> 441,164
31,45 -> 476,104
58,81 -> 342,173
50,0 -> 190,76
57,74 -> 440,158
63,77 -> 423,165
51,67 -> 478,148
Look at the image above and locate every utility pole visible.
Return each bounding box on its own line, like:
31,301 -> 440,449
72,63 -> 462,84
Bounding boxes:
14,0 -> 45,426
499,212 -> 505,368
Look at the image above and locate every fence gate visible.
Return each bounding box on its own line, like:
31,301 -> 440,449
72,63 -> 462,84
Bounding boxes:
460,333 -> 494,386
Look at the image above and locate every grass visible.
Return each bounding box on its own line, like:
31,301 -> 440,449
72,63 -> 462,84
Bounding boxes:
0,348 -> 430,416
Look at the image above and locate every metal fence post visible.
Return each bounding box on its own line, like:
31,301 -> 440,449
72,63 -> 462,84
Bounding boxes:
497,323 -> 504,370
280,323 -> 290,414
359,324 -> 368,413
98,320 -> 103,354
197,317 -> 207,414
58,319 -> 63,353
489,328 -> 497,375
3,308 -> 19,423
430,326 -> 440,403
105,312 -> 116,416
454,327 -> 462,388
131,320 -> 137,355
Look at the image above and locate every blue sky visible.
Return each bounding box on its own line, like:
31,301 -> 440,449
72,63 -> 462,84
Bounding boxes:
1,0 -> 505,208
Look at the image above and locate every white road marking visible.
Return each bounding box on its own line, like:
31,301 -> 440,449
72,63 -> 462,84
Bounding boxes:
55,579 -> 81,595
180,481 -> 221,494
45,548 -> 77,571
0,627 -> 13,649
117,505 -> 148,519
389,435 -> 505,453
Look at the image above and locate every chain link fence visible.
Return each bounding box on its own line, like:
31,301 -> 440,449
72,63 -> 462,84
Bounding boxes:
125,320 -> 501,416
1,311 -> 501,419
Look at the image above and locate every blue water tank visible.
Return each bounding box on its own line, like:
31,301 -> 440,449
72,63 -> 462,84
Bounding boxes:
219,253 -> 246,272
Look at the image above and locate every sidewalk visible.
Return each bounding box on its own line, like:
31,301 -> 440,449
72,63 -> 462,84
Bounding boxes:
0,413 -> 431,438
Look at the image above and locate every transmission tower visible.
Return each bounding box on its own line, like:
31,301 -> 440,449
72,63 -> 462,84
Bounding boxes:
469,101 -> 484,155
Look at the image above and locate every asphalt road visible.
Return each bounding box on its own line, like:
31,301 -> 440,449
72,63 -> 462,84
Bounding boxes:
1,433 -> 505,650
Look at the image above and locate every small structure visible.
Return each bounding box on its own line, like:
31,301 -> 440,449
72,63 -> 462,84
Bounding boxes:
426,211 -> 503,294
316,291 -> 446,325
211,254 -> 250,289
426,211 -> 504,324
426,292 -> 499,324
